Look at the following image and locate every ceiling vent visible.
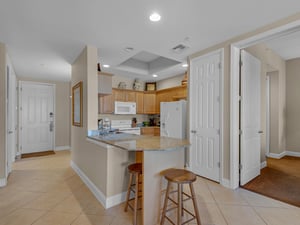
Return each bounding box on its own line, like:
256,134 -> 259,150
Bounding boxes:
172,44 -> 189,54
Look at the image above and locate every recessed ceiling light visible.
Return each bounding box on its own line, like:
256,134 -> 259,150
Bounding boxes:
103,64 -> 110,68
149,12 -> 161,22
152,74 -> 158,77
182,63 -> 188,68
125,47 -> 134,52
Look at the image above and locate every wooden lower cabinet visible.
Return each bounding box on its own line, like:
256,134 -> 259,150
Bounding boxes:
141,127 -> 160,136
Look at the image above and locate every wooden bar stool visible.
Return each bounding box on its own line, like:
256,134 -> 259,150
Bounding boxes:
160,169 -> 201,225
124,163 -> 142,225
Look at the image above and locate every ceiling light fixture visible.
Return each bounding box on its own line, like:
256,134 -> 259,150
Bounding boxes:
182,63 -> 188,68
103,64 -> 110,68
152,74 -> 158,78
149,12 -> 161,22
125,47 -> 134,52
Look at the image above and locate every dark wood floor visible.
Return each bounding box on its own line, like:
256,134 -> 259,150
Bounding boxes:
242,156 -> 300,207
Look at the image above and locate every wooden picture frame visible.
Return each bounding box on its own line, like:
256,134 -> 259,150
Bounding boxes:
145,82 -> 156,91
72,81 -> 83,127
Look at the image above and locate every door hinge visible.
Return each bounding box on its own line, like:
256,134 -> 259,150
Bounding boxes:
217,129 -> 220,135
239,60 -> 243,67
218,62 -> 222,69
20,146 -> 22,150
217,162 -> 220,168
239,129 -> 243,135
238,96 -> 242,101
239,164 -> 243,170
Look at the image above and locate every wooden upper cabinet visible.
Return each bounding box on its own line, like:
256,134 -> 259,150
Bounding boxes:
156,85 -> 187,113
143,92 -> 157,114
136,92 -> 144,114
99,94 -> 114,114
113,89 -> 136,102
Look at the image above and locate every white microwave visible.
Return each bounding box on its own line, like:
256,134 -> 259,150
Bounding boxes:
114,101 -> 136,114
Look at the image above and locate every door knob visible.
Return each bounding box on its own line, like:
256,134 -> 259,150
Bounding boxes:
258,130 -> 263,134
8,130 -> 13,134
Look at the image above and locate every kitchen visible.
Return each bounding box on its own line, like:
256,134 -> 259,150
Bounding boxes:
97,69 -> 188,137
71,46 -> 193,225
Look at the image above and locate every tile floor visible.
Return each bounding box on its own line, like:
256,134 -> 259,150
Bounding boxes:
0,150 -> 299,225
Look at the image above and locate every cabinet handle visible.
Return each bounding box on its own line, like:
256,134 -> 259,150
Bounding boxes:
191,130 -> 197,134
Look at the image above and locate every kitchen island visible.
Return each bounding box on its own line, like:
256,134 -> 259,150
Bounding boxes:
87,131 -> 189,225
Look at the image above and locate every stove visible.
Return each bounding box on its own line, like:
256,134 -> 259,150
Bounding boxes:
111,120 -> 141,135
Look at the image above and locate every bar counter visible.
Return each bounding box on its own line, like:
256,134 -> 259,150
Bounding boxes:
87,131 -> 189,225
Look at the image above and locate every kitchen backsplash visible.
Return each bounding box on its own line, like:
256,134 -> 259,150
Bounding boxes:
98,114 -> 149,125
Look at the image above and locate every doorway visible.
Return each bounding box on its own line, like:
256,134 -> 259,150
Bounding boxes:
230,21 -> 300,189
19,81 -> 55,155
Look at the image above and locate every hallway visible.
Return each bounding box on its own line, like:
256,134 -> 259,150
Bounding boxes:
0,151 -> 299,225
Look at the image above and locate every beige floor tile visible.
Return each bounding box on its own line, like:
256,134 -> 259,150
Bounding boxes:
0,208 -> 46,225
207,183 -> 248,205
32,211 -> 79,225
254,207 -> 300,225
22,191 -> 70,210
0,191 -> 42,217
71,214 -> 114,225
237,188 -> 289,208
218,204 -> 266,225
52,196 -> 85,214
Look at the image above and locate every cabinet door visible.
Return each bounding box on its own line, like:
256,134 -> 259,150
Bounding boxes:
141,127 -> 154,135
136,92 -> 144,114
154,128 -> 160,136
113,89 -> 125,101
99,94 -> 114,114
143,92 -> 157,114
126,91 -> 136,102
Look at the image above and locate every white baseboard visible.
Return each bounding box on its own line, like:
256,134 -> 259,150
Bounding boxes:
221,178 -> 231,189
55,146 -> 70,151
285,151 -> 300,157
266,152 -> 286,159
267,151 -> 300,159
0,178 -> 7,187
70,161 -> 126,209
261,161 -> 267,169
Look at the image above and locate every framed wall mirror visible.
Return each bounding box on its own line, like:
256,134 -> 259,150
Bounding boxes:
72,81 -> 83,127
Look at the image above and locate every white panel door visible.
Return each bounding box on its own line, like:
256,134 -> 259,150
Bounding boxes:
20,82 -> 54,154
6,66 -> 16,175
189,51 -> 221,182
240,50 -> 261,185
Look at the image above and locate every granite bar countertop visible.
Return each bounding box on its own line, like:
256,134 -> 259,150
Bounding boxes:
87,130 -> 189,151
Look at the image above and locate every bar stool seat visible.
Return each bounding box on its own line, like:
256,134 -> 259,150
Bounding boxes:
124,163 -> 142,225
160,168 -> 201,225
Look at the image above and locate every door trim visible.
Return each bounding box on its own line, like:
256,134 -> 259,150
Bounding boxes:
188,48 -> 224,185
18,81 -> 56,154
230,20 -> 300,189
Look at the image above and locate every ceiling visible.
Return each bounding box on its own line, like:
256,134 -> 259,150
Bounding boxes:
0,1 -> 300,82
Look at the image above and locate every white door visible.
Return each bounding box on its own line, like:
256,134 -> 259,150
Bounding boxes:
19,82 -> 55,154
240,50 -> 261,185
189,50 -> 222,182
6,66 -> 16,175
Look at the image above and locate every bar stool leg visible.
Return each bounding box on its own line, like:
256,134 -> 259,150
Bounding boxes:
124,173 -> 133,212
177,183 -> 182,225
133,173 -> 139,225
160,181 -> 171,225
189,183 -> 201,225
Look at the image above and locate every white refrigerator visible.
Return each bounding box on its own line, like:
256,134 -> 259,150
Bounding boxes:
160,100 -> 187,139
